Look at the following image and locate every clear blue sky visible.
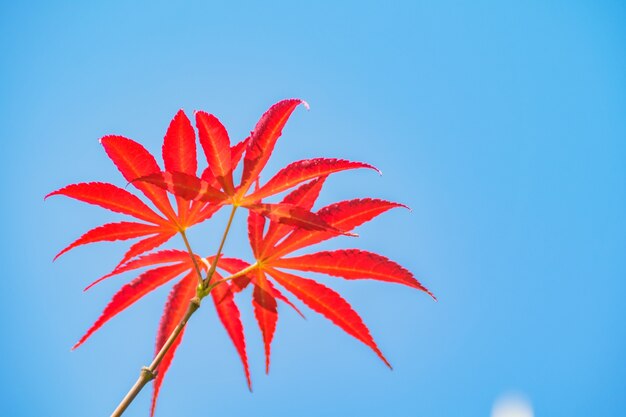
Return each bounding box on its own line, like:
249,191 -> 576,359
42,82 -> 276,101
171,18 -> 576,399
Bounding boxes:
1,1 -> 625,416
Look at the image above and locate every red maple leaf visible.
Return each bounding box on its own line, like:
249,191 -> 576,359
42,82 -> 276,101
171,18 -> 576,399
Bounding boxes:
48,98 -> 434,417
217,180 -> 435,372
46,110 -> 244,266
135,99 -> 381,233
46,109 -> 251,414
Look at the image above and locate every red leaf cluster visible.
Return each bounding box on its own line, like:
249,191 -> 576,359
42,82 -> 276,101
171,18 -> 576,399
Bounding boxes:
48,99 -> 434,416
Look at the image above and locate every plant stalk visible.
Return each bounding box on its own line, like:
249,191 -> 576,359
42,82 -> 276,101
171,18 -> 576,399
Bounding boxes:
204,206 -> 237,286
110,297 -> 200,417
180,229 -> 205,285
109,206 -> 239,417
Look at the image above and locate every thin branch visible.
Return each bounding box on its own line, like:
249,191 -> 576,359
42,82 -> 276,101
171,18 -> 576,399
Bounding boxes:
180,229 -> 204,285
110,296 -> 200,417
204,206 -> 237,285
206,262 -> 258,292
109,206 -> 241,417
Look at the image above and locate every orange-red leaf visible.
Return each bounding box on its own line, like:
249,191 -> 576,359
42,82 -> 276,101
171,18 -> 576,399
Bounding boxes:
247,158 -> 379,202
265,278 -> 305,319
186,166 -> 222,226
246,203 -> 353,235
273,249 -> 435,298
216,257 -> 251,275
45,182 -> 167,226
100,135 -> 177,221
230,276 -> 252,294
216,257 -> 254,293
162,110 -> 197,176
196,111 -> 233,193
279,176 -> 326,211
239,99 -> 308,195
85,249 -> 191,291
188,203 -> 221,227
259,177 -> 326,258
151,272 -> 197,417
211,273 -> 251,389
230,137 -> 249,170
252,270 -> 278,374
266,267 -> 391,368
72,263 -> 191,349
115,231 -> 178,275
135,171 -> 227,203
216,258 -> 303,316
247,210 -> 266,258
55,221 -> 162,261
162,110 -> 197,223
270,199 -> 406,259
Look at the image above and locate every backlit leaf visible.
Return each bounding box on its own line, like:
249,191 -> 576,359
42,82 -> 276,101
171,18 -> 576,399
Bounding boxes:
196,111 -> 233,193
45,182 -> 167,226
162,110 -> 197,223
72,263 -> 192,350
239,99 -> 308,195
100,135 -> 177,222
151,272 -> 197,417
269,199 -> 407,259
258,177 -> 326,258
266,267 -> 391,368
211,273 -> 252,389
273,249 -> 435,298
135,171 -> 227,203
247,158 -> 379,202
54,222 -> 163,261
252,270 -> 278,374
246,203 -> 353,235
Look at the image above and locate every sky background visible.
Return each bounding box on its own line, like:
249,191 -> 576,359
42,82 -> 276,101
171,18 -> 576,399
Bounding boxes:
1,1 -> 625,416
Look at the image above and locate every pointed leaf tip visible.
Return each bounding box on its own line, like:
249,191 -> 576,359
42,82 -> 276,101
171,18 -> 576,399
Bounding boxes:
239,99 -> 309,194
394,202 -> 411,211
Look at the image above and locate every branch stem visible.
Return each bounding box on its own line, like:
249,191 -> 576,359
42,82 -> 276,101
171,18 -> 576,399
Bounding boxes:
180,229 -> 204,285
206,262 -> 257,292
204,206 -> 237,286
110,206 -> 240,417
110,296 -> 200,417
109,368 -> 154,417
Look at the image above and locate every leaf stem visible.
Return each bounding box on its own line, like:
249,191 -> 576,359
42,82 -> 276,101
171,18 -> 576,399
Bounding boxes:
206,261 -> 258,292
204,206 -> 237,286
180,229 -> 204,285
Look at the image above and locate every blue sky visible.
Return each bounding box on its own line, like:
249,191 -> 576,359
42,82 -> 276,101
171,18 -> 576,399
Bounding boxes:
1,1 -> 625,416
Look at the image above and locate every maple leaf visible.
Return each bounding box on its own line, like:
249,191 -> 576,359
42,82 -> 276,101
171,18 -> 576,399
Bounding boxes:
134,99 -> 381,234
49,98 -> 434,417
128,98 -> 434,373
222,180 -> 435,371
46,110 -> 225,267
46,109 -> 252,415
